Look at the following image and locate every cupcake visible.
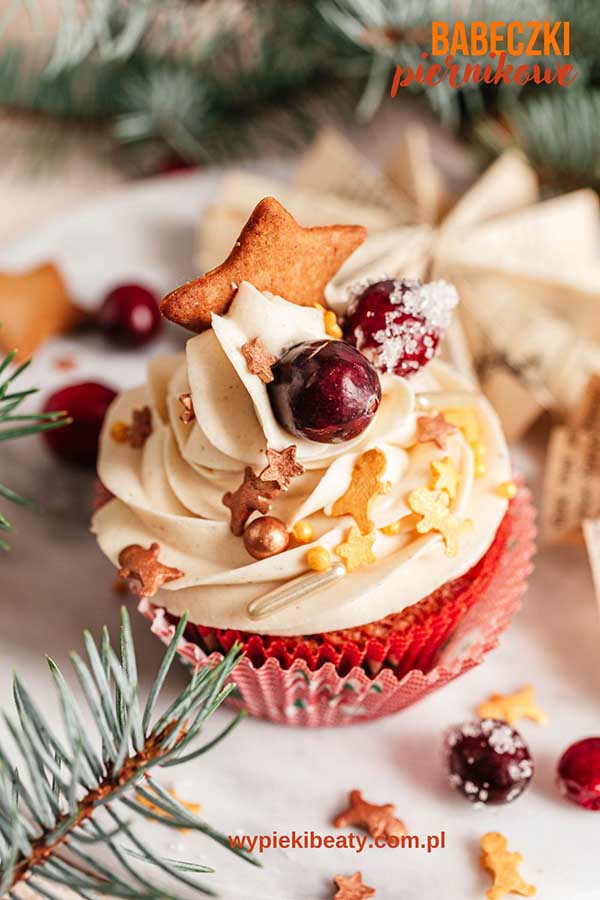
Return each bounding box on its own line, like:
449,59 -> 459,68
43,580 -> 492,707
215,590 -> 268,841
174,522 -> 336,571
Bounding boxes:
92,197 -> 535,727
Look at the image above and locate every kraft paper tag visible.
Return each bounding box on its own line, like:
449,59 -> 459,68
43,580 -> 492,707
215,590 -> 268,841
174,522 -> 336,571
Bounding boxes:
541,427 -> 600,544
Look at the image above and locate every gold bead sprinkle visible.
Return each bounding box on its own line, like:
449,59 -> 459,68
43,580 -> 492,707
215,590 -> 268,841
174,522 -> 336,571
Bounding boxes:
496,480 -> 518,500
306,546 -> 331,572
293,519 -> 314,543
110,421 -> 129,443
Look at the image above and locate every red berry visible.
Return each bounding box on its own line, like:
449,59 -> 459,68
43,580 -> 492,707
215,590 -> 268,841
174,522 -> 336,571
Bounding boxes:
343,278 -> 457,378
98,283 -> 162,347
268,340 -> 381,443
445,719 -> 534,805
557,737 -> 600,810
42,382 -> 117,467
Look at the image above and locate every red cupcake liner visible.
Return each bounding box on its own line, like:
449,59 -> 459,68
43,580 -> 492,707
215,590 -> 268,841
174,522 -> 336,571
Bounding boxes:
140,486 -> 536,727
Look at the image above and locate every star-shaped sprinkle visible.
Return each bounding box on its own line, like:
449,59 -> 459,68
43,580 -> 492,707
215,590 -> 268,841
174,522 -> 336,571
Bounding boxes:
241,337 -> 277,383
260,445 -> 304,489
416,412 -> 458,449
430,456 -> 459,500
333,790 -> 406,841
222,466 -> 281,536
443,406 -> 482,443
480,832 -> 536,900
333,872 -> 376,900
0,262 -> 85,361
331,448 -> 391,534
335,527 -> 376,572
178,392 -> 195,423
125,406 -> 153,448
408,487 -> 470,557
160,197 -> 366,332
118,543 -> 183,597
477,685 -> 548,727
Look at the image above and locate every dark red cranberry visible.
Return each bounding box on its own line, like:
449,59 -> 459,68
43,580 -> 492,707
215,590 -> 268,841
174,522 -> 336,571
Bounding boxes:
268,340 -> 381,443
343,278 -> 457,378
42,382 -> 117,467
445,719 -> 533,805
557,737 -> 600,810
98,283 -> 162,347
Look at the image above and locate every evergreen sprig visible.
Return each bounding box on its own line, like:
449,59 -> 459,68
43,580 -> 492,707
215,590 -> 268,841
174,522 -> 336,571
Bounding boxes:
0,348 -> 71,550
0,608 -> 255,899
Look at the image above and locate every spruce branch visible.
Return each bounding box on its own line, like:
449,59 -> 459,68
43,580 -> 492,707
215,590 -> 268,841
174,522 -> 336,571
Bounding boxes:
0,608 -> 256,899
0,346 -> 71,550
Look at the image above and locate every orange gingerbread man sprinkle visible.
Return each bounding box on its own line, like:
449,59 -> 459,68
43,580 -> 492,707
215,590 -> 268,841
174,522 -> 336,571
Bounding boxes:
161,197 -> 366,333
222,466 -> 281,536
477,685 -> 548,727
417,412 -> 458,449
333,872 -> 376,900
260,445 -> 304,489
333,790 -> 406,842
430,456 -> 459,500
241,337 -> 277,383
480,832 -> 536,900
118,543 -> 183,597
331,448 -> 391,534
408,487 -> 471,557
126,406 -> 153,449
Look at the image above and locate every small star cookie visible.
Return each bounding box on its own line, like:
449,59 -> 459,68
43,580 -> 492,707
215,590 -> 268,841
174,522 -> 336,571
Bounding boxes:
241,337 -> 277,383
477,685 -> 548,727
430,456 -> 459,500
335,527 -> 376,572
333,872 -> 376,900
260,445 -> 304,489
417,412 -> 458,449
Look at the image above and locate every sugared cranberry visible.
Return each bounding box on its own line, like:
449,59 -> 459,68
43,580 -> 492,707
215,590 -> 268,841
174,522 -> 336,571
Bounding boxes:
343,278 -> 457,378
98,283 -> 162,347
268,340 -> 381,443
42,382 -> 117,466
446,719 -> 534,805
557,737 -> 600,810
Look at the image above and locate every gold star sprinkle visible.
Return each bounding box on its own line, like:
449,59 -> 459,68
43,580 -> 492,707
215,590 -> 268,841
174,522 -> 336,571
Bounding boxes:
178,392 -> 195,423
331,448 -> 391,534
335,526 -> 376,572
477,685 -> 548,727
222,466 -> 281,536
260,445 -> 304,489
430,456 -> 459,500
333,872 -> 376,900
416,413 -> 458,449
241,337 -> 277,383
118,543 -> 183,597
408,488 -> 470,557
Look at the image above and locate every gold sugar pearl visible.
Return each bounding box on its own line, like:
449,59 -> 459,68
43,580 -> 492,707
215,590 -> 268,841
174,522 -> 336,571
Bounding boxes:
306,546 -> 331,572
496,480 -> 518,500
110,421 -> 129,443
292,519 -> 314,543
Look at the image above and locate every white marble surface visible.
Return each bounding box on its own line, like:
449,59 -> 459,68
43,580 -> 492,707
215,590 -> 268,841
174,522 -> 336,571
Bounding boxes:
1,172 -> 600,900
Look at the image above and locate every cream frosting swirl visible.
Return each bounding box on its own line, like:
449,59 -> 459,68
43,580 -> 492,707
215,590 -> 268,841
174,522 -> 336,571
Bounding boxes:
92,282 -> 511,636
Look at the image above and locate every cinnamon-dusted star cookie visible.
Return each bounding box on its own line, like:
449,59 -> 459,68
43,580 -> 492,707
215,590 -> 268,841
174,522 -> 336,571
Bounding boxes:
118,543 -> 183,597
416,412 -> 458,449
161,197 -> 366,332
333,789 -> 406,841
260,445 -> 304,490
241,337 -> 277,383
0,262 -> 85,361
222,466 -> 281,536
333,872 -> 376,900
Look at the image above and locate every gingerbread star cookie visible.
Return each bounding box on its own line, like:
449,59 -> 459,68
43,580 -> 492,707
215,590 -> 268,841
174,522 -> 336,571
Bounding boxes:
333,790 -> 406,841
161,197 -> 366,332
260,445 -> 304,489
118,543 -> 183,597
0,262 -> 85,361
333,872 -> 376,900
416,412 -> 458,449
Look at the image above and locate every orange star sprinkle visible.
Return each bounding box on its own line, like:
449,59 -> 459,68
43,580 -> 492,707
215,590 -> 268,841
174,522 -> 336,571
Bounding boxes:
260,445 -> 304,489
335,527 -> 376,572
430,456 -> 459,500
480,832 -> 536,900
118,543 -> 183,597
477,685 -> 548,727
331,448 -> 391,534
416,412 -> 458,449
160,197 -> 366,333
178,392 -> 195,423
333,790 -> 406,841
408,487 -> 470,557
333,872 -> 376,900
241,337 -> 277,383
222,466 -> 281,536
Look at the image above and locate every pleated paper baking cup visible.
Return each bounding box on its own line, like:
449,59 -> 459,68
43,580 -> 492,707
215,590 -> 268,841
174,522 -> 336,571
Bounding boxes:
140,487 -> 536,727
